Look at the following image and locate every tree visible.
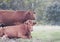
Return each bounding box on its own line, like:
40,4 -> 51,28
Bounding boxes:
45,1 -> 60,25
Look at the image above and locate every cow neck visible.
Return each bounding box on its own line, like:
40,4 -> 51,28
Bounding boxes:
24,23 -> 30,37
25,23 -> 30,32
23,23 -> 28,32
23,11 -> 29,22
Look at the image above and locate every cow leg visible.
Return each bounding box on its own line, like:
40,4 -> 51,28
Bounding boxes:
21,35 -> 28,39
18,33 -> 28,39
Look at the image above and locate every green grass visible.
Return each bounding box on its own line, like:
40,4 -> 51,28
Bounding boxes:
31,30 -> 60,42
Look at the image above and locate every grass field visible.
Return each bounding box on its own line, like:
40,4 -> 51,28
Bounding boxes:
0,25 -> 60,42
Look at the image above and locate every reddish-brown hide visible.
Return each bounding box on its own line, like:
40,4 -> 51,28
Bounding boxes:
0,10 -> 35,26
0,20 -> 35,39
0,28 -> 4,37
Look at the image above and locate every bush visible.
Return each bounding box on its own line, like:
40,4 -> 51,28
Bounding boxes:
45,1 -> 60,25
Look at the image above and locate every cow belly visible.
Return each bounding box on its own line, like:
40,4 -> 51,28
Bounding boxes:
4,28 -> 18,37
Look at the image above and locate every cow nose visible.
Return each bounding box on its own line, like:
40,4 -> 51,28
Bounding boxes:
31,20 -> 36,26
33,22 -> 36,25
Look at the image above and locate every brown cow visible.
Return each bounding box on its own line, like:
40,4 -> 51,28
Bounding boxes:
0,10 -> 35,27
1,20 -> 36,39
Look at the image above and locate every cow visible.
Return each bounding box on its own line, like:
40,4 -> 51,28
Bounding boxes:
1,20 -> 36,39
0,10 -> 35,27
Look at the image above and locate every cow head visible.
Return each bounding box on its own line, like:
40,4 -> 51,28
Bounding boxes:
25,10 -> 36,20
24,20 -> 36,31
